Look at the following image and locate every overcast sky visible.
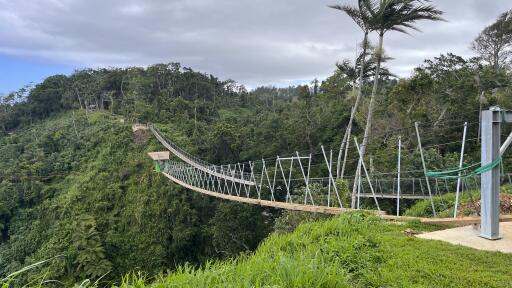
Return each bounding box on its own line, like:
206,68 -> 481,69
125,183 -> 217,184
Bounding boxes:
0,0 -> 510,93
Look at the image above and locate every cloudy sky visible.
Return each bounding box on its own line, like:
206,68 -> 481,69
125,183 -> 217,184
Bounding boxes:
0,0 -> 510,93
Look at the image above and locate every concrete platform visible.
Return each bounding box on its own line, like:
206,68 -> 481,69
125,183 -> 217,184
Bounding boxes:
416,222 -> 512,253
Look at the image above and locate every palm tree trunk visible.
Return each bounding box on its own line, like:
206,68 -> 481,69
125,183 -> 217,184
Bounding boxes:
351,31 -> 383,208
336,31 -> 369,179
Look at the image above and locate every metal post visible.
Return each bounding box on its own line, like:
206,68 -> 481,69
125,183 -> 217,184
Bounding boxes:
321,146 -> 343,208
354,138 -> 380,211
338,105 -> 355,179
262,159 -> 274,201
480,108 -> 501,240
415,122 -> 437,216
454,122 -> 467,218
296,151 -> 314,205
327,161 -> 332,207
397,136 -> 401,216
272,161 -> 278,201
357,170 -> 361,209
278,157 -> 292,203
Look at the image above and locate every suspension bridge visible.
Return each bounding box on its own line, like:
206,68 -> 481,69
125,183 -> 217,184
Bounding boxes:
146,107 -> 512,238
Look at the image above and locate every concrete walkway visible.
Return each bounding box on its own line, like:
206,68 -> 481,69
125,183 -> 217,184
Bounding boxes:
417,222 -> 512,253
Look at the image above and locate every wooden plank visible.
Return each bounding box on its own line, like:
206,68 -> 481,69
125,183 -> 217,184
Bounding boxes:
148,151 -> 170,161
161,172 -> 512,226
132,124 -> 148,132
161,172 -> 384,215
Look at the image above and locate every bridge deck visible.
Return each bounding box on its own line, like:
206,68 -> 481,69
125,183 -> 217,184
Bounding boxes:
161,172 -> 512,225
161,172 -> 382,215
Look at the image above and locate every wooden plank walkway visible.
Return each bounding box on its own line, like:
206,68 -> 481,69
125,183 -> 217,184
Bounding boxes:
162,172 -> 383,215
161,172 -> 512,226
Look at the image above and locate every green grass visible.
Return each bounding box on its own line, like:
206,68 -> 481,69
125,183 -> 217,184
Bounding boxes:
113,212 -> 512,288
405,184 -> 512,218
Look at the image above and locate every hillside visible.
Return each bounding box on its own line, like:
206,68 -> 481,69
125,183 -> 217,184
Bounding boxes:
116,213 -> 512,288
0,111 -> 274,284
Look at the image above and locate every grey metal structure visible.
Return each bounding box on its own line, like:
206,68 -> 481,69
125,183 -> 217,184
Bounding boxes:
480,107 -> 506,239
397,137 -> 401,216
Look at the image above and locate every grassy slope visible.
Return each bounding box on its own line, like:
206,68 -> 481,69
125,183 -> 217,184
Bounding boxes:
118,213 -> 512,288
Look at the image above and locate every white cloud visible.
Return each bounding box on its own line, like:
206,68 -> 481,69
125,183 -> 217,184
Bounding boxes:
120,3 -> 148,16
0,0 -> 509,87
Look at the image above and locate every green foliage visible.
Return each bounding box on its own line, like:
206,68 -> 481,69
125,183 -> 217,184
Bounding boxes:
128,212 -> 512,288
0,111 -> 273,286
406,185 -> 512,218
273,210 -> 329,234
71,215 -> 112,279
336,179 -> 351,207
404,192 -> 462,218
208,203 -> 273,258
472,9 -> 512,70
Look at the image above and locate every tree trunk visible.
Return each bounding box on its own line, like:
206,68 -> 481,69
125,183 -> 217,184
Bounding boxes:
351,31 -> 384,208
433,107 -> 448,127
72,111 -> 79,138
120,76 -> 127,117
75,88 -> 84,109
336,31 -> 369,179
493,48 -> 499,72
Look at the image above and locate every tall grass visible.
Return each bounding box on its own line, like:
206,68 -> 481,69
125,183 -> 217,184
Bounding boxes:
139,212 -> 381,288
1,257 -> 61,288
122,212 -> 512,288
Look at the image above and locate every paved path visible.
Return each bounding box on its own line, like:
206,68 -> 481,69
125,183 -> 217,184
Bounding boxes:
417,222 -> 512,253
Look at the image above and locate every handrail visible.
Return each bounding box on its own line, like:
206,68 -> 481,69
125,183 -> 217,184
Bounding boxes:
149,125 -> 255,185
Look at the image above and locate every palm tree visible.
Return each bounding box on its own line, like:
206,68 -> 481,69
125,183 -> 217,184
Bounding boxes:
329,2 -> 372,180
336,59 -> 359,93
351,0 -> 444,208
337,47 -> 396,90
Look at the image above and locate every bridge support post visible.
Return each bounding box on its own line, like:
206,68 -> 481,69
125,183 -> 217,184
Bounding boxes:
480,107 -> 501,240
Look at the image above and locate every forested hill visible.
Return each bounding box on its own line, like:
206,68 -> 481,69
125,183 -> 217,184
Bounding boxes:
0,54 -> 512,285
0,64 -> 286,283
0,111 -> 277,283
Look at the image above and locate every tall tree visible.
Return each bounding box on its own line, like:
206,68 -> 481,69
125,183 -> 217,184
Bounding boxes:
471,10 -> 512,72
352,0 -> 444,208
329,2 -> 372,180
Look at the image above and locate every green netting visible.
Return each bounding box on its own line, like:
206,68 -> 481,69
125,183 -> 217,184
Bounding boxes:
425,162 -> 481,177
425,157 -> 502,180
154,161 -> 161,173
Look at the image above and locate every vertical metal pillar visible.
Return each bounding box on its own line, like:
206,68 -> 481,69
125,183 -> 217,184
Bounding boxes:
415,122 -> 437,216
454,122 -> 467,218
397,136 -> 401,216
480,108 -> 501,240
354,138 -> 380,211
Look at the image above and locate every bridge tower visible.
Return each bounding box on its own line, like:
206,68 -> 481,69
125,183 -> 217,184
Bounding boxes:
481,106 -> 512,239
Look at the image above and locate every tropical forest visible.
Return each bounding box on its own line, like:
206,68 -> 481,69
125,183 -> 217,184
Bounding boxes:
1,0 -> 512,287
